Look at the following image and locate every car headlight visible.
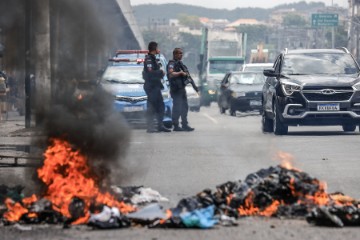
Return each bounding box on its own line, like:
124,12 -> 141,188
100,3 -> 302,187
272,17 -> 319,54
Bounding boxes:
208,89 -> 216,95
231,91 -> 246,98
353,82 -> 360,91
162,91 -> 170,99
281,82 -> 301,96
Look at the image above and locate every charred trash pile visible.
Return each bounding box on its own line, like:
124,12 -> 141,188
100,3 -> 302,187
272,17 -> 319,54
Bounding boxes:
1,164 -> 360,229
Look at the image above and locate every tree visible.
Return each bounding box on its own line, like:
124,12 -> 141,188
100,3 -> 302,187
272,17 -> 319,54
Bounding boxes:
236,25 -> 271,60
283,14 -> 307,27
324,24 -> 348,48
177,14 -> 202,29
142,30 -> 177,60
142,29 -> 201,73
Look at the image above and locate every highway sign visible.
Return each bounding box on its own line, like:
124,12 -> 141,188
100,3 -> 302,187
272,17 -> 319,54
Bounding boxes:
312,13 -> 338,27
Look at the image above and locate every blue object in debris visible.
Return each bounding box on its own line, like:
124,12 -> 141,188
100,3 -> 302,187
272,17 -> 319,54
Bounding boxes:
180,205 -> 218,229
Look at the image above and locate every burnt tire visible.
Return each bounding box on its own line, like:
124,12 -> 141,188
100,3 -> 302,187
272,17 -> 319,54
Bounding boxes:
262,112 -> 273,133
273,102 -> 288,135
342,124 -> 356,132
193,107 -> 200,112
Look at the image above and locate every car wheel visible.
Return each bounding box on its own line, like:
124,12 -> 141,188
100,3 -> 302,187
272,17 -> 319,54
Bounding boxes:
273,102 -> 288,135
201,99 -> 211,106
262,111 -> 273,133
342,124 -> 356,132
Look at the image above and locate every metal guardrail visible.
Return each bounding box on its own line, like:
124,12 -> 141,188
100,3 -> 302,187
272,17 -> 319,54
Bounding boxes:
0,155 -> 42,168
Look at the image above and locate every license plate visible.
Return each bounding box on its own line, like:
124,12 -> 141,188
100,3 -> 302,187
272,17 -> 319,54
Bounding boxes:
317,103 -> 340,111
250,100 -> 261,106
123,106 -> 144,112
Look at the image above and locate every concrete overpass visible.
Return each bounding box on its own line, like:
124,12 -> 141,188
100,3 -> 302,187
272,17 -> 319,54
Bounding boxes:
0,0 -> 145,119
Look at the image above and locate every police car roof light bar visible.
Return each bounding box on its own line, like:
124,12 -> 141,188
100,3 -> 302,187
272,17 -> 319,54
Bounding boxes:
108,58 -> 131,62
116,50 -> 149,54
108,58 -> 145,64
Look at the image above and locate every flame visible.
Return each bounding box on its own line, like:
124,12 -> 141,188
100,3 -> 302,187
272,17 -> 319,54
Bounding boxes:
4,198 -> 29,222
275,151 -> 300,171
4,138 -> 134,224
36,138 -> 134,223
238,191 -> 279,217
22,194 -> 38,206
329,193 -> 357,206
236,164 -> 335,217
159,209 -> 172,224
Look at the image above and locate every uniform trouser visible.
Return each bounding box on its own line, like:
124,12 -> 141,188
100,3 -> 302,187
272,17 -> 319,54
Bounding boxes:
145,86 -> 165,129
171,88 -> 188,126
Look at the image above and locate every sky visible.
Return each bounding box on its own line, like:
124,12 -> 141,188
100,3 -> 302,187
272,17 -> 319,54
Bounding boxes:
130,0 -> 348,9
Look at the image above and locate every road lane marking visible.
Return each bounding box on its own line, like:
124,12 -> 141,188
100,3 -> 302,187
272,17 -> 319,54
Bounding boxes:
202,113 -> 218,124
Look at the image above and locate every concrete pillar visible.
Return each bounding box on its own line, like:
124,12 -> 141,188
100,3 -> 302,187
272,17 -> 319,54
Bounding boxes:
32,0 -> 51,106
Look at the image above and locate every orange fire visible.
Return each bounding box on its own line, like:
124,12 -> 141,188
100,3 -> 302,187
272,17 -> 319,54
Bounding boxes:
159,209 -> 173,224
235,151 -> 355,217
238,191 -> 280,217
4,138 -> 134,224
275,150 -> 300,171
4,195 -> 39,222
4,198 -> 29,222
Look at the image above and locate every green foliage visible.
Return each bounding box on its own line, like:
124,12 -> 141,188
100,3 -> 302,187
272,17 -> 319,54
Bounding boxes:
283,14 -> 307,27
142,30 -> 201,73
177,14 -> 202,29
133,2 -> 329,26
324,24 -> 348,48
236,25 -> 271,58
142,30 -> 176,60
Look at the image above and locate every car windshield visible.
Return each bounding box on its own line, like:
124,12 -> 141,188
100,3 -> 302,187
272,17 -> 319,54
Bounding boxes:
229,73 -> 265,85
282,53 -> 360,75
209,60 -> 244,74
102,66 -> 144,84
244,64 -> 273,72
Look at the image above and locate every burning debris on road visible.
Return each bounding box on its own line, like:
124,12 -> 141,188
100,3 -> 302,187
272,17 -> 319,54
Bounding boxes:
1,161 -> 360,229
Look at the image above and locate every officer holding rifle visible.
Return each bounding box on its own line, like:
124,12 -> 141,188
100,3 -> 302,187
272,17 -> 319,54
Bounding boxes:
167,48 -> 199,132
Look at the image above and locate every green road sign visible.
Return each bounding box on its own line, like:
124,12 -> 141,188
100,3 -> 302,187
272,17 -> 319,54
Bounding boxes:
312,13 -> 338,27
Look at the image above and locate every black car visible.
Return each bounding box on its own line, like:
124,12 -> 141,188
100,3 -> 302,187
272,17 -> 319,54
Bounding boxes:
262,48 -> 360,135
218,71 -> 265,116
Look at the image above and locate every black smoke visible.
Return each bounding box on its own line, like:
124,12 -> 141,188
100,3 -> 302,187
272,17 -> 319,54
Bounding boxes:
33,0 -> 133,187
0,0 -> 141,191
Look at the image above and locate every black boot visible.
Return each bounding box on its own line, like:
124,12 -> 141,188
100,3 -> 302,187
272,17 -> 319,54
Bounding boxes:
158,124 -> 171,132
173,124 -> 184,132
182,124 -> 194,131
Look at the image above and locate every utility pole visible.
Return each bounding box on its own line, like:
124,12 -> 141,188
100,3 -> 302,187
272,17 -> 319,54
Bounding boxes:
331,0 -> 335,48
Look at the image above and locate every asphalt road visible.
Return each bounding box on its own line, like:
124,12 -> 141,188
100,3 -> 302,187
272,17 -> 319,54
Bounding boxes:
1,104 -> 360,239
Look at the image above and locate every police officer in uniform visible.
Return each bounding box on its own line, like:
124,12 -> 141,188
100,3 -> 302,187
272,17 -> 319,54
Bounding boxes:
167,48 -> 195,132
143,41 -> 171,133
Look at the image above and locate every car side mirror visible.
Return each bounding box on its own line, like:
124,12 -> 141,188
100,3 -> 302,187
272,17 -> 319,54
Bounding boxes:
263,68 -> 276,77
344,67 -> 357,74
221,82 -> 229,88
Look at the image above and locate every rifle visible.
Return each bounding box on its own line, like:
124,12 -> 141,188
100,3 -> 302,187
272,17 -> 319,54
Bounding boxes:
177,61 -> 199,93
